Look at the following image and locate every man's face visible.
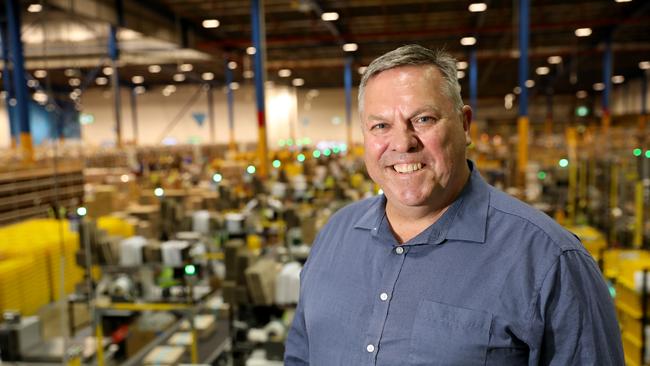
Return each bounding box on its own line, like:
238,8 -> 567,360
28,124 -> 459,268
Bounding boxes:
361,65 -> 471,212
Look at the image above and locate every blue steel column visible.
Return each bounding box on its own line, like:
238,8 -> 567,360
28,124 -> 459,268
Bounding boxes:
344,56 -> 353,148
469,47 -> 478,117
602,34 -> 612,134
251,0 -> 269,177
225,57 -> 235,150
130,88 -> 138,145
5,0 -> 33,162
517,0 -> 530,188
109,25 -> 123,147
0,19 -> 17,149
207,84 -> 215,145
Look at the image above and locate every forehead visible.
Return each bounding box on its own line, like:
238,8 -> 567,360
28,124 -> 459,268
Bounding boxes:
363,65 -> 450,110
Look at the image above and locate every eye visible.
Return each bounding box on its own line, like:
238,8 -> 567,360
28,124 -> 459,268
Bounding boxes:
370,122 -> 388,130
415,116 -> 436,124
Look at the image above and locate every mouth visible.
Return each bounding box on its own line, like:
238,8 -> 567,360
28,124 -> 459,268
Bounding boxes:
392,162 -> 424,174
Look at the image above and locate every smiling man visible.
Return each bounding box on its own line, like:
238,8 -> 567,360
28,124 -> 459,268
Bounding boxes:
285,45 -> 623,365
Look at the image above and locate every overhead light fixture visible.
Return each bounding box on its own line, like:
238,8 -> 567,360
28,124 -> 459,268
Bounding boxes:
292,78 -> 305,87
202,72 -> 214,81
64,69 -> 77,77
179,63 -> 193,72
547,55 -> 562,64
162,84 -> 176,96
525,79 -> 535,88
173,73 -> 186,82
134,86 -> 146,95
456,61 -> 468,70
593,82 -> 605,91
574,28 -> 592,37
468,3 -> 487,12
457,71 -> 466,79
102,67 -> 113,75
639,61 -> 650,70
321,12 -> 339,21
513,86 -> 521,94
96,77 -> 108,85
460,37 -> 477,46
612,75 -> 625,84
343,43 -> 358,52
246,47 -> 256,55
228,61 -> 238,70
132,75 -> 144,84
504,93 -> 515,110
68,78 -> 81,87
576,90 -> 588,98
34,69 -> 47,78
278,69 -> 292,77
229,82 -> 240,90
614,0 -> 632,3
33,90 -> 48,104
358,66 -> 367,74
202,19 -> 220,28
148,65 -> 161,73
27,4 -> 43,13
536,66 -> 550,75
243,70 -> 254,79
27,79 -> 39,88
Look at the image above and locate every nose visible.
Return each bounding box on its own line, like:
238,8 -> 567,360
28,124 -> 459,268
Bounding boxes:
390,124 -> 419,153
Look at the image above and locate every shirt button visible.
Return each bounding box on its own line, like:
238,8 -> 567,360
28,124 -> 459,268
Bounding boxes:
395,246 -> 404,255
380,292 -> 389,301
366,344 -> 375,353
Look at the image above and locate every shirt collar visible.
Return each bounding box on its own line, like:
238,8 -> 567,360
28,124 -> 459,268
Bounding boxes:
353,160 -> 490,244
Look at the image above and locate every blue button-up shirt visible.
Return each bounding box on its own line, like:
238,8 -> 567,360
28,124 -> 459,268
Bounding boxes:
285,162 -> 623,365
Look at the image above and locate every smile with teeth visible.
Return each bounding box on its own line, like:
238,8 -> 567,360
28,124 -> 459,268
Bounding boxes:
393,163 -> 423,173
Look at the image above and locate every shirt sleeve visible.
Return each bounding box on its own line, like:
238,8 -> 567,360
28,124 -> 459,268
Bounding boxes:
530,250 -> 624,366
284,266 -> 310,365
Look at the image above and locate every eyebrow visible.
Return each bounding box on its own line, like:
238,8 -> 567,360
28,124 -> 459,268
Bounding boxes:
365,105 -> 443,123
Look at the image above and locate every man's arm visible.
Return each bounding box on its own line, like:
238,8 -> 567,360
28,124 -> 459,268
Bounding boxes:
284,269 -> 310,365
530,250 -> 624,365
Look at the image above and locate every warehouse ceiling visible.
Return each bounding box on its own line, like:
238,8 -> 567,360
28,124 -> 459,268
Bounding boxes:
5,0 -> 650,101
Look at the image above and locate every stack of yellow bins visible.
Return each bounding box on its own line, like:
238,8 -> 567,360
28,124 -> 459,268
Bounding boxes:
97,215 -> 135,237
610,250 -> 650,366
0,219 -> 84,314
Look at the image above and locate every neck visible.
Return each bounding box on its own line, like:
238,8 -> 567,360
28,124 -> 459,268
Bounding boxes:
386,164 -> 470,244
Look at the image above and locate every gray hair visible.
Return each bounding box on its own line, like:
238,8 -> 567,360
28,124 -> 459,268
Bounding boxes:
358,44 -> 463,115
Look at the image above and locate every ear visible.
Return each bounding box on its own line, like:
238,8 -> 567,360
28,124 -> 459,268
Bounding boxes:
461,105 -> 473,145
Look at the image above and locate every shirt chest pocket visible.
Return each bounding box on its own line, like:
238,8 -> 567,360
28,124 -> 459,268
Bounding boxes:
408,300 -> 492,366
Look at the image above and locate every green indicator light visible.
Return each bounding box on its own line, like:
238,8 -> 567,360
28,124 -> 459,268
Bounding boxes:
633,148 -> 642,157
286,138 -> 294,146
558,158 -> 569,168
646,150 -> 650,159
332,146 -> 340,154
608,285 -> 616,299
576,106 -> 588,117
278,139 -> 285,147
340,143 -> 348,152
184,264 -> 196,276
323,148 -> 332,156
212,173 -> 222,183
312,150 -> 321,158
272,160 -> 281,168
297,153 -> 305,162
537,171 -> 547,180
154,187 -> 164,197
303,137 -> 312,145
247,165 -> 256,174
76,207 -> 87,216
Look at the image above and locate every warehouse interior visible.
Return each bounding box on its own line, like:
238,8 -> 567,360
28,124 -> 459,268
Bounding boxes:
0,0 -> 648,364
